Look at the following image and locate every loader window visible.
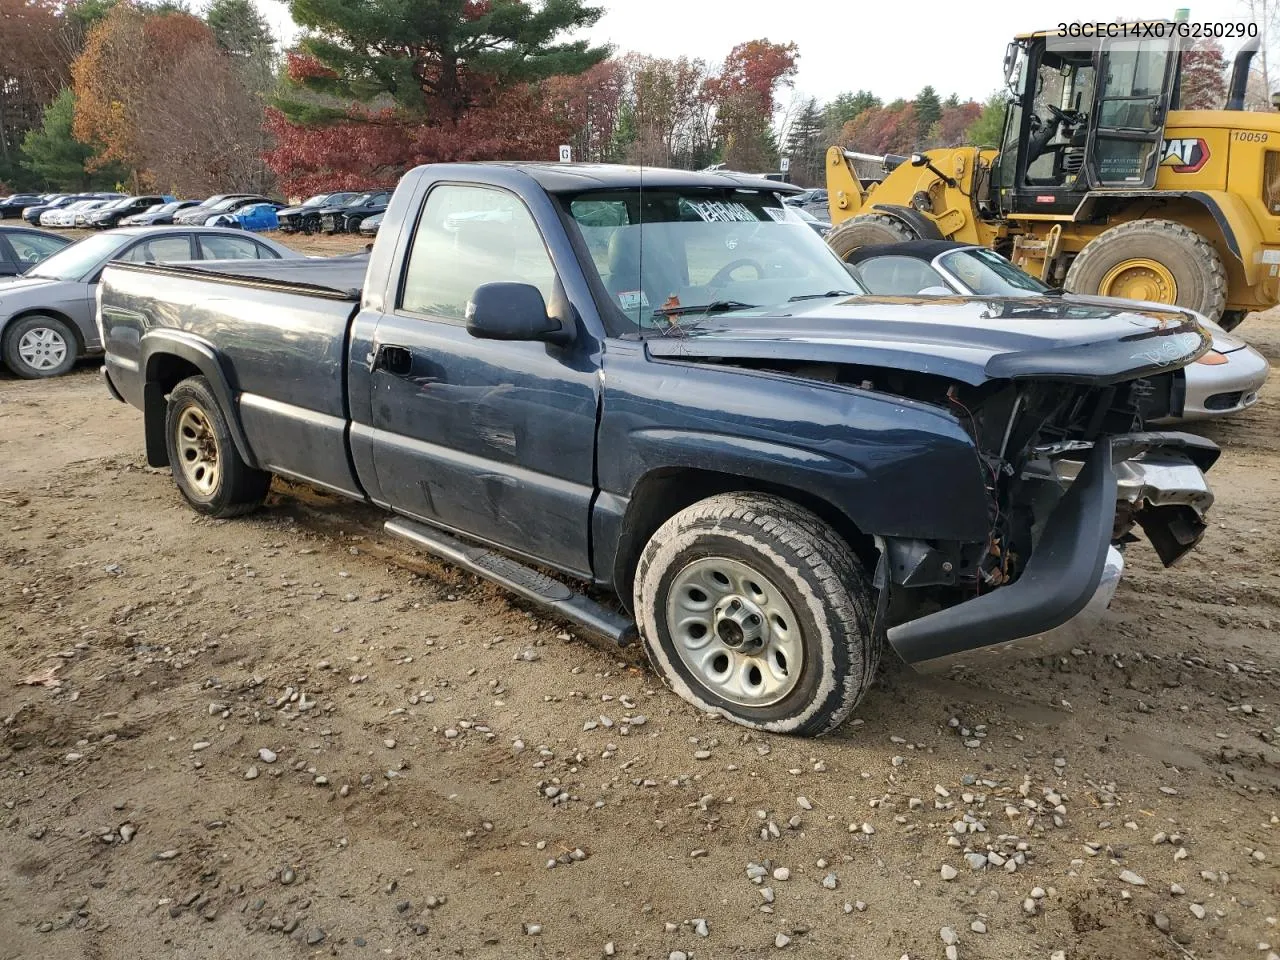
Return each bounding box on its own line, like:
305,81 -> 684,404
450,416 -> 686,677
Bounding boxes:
1024,50 -> 1094,188
1091,39 -> 1176,186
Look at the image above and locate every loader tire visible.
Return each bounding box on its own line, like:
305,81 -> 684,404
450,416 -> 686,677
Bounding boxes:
1065,219 -> 1227,322
826,213 -> 915,262
1218,309 -> 1249,332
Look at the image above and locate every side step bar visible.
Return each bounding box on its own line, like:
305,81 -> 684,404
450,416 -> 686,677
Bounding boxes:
384,517 -> 637,647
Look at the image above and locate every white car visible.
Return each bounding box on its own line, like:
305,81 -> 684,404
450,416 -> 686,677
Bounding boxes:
41,199 -> 109,228
846,240 -> 1270,421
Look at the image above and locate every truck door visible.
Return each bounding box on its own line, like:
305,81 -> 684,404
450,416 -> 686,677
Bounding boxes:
1085,36 -> 1179,188
355,182 -> 600,578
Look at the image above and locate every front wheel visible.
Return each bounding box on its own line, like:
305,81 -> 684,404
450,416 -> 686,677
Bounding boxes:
2,314 -> 78,379
164,376 -> 270,517
634,493 -> 879,735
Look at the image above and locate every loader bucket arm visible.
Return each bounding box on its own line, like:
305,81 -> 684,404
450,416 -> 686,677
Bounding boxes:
825,146 -> 870,223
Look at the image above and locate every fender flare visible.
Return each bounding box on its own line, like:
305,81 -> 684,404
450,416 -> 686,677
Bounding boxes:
139,329 -> 258,469
868,203 -> 946,240
602,427 -> 990,595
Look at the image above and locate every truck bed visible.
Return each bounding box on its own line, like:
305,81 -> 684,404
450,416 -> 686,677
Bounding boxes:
157,253 -> 370,300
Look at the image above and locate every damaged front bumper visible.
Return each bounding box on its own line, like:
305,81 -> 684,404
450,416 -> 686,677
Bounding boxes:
884,432 -> 1216,673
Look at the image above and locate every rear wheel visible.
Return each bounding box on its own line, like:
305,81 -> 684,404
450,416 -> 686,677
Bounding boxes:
1065,219 -> 1227,321
2,314 -> 77,379
164,376 -> 270,518
1218,309 -> 1249,332
634,493 -> 878,736
826,213 -> 915,262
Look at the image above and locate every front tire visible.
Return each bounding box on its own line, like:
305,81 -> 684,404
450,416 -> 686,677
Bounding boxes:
164,376 -> 270,518
2,314 -> 78,379
1065,219 -> 1227,321
634,493 -> 878,736
826,213 -> 916,262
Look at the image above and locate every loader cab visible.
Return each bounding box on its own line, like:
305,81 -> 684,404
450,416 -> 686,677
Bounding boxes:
991,30 -> 1180,216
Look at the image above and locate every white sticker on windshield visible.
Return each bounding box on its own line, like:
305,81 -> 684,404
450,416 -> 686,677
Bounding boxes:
688,200 -> 759,223
617,290 -> 649,311
761,207 -> 787,222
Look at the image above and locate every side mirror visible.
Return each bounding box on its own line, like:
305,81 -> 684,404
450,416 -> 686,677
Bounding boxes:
1271,90 -> 1280,110
910,153 -> 928,167
465,281 -> 573,345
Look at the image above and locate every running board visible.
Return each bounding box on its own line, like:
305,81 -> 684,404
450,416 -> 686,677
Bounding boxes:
384,518 -> 637,647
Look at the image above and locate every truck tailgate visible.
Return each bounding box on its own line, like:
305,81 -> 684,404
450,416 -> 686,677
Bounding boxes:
100,259 -> 365,498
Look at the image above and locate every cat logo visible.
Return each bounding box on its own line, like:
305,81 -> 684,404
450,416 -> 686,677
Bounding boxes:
1160,137 -> 1210,174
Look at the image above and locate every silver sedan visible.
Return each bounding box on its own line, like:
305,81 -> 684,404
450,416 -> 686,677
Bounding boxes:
846,240 -> 1269,422
0,227 -> 300,379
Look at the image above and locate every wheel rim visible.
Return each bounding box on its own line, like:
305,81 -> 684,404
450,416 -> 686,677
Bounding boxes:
176,405 -> 220,495
16,326 -> 68,370
665,557 -> 803,707
1099,258 -> 1178,304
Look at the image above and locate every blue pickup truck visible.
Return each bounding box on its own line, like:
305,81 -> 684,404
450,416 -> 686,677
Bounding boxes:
98,162 -> 1218,736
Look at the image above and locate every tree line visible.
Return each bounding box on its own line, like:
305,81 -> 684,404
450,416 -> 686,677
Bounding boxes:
0,1 -> 1261,198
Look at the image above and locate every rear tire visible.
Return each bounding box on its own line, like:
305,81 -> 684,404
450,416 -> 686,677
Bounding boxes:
1065,219 -> 1227,321
2,314 -> 78,379
634,493 -> 879,736
826,213 -> 916,262
164,376 -> 270,518
1218,309 -> 1248,332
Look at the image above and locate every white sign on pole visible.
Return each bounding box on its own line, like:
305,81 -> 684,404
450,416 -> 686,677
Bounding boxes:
779,156 -> 790,173
558,144 -> 572,163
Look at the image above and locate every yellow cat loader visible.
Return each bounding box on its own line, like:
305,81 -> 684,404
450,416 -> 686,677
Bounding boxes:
826,26 -> 1280,330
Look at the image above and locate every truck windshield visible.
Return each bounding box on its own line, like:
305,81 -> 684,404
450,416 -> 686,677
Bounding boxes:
564,188 -> 864,329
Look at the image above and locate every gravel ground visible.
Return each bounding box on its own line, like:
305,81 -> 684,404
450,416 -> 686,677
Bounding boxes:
1,288 -> 1278,960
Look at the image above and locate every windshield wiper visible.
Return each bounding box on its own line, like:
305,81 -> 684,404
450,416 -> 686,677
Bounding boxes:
652,299 -> 757,318
788,290 -> 858,302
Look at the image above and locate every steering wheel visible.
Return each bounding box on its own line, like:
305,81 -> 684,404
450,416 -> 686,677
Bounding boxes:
1045,104 -> 1083,127
707,258 -> 764,290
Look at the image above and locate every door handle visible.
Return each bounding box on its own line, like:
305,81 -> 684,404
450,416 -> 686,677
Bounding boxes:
369,343 -> 413,376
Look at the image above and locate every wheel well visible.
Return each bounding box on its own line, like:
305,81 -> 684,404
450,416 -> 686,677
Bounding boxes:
143,354 -> 204,467
1,308 -> 86,356
147,353 -> 203,394
611,467 -> 877,610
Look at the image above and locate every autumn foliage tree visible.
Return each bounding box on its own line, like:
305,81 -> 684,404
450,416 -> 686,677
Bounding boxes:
0,0 -> 72,181
71,2 -> 276,194
267,0 -> 609,194
706,40 -> 798,171
1179,38 -> 1228,109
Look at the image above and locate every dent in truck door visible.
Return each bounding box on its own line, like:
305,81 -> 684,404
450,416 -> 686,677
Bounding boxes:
360,182 -> 599,577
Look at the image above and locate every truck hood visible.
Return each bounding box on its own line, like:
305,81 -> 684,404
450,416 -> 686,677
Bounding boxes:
644,295 -> 1212,386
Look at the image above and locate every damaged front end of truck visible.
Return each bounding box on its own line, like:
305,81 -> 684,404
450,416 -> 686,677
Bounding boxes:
647,296 -> 1219,672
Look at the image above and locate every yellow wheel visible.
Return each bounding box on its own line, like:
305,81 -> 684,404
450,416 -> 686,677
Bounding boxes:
1065,219 -> 1225,321
1098,258 -> 1178,304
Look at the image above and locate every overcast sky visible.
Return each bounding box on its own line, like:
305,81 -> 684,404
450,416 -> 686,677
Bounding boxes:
253,0 -> 1256,105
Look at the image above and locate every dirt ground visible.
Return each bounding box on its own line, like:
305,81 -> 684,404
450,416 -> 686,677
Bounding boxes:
1,273 -> 1279,959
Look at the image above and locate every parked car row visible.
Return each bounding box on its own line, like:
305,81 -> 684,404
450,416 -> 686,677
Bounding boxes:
277,190 -> 391,235
0,225 -> 299,379
4,187 -> 398,236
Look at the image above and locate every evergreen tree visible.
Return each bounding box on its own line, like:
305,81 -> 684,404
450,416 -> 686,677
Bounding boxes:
21,87 -> 121,188
206,0 -> 275,95
206,0 -> 272,58
944,92 -> 960,108
966,91 -> 1008,147
914,85 -> 941,140
784,96 -> 824,185
822,89 -> 879,141
282,0 -> 610,125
